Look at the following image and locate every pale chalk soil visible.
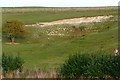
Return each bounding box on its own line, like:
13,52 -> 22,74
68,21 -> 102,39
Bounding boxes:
25,15 -> 113,27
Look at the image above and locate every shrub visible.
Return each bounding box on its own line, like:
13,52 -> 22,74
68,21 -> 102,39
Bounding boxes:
2,53 -> 24,74
59,53 -> 91,78
59,51 -> 120,79
104,55 -> 120,79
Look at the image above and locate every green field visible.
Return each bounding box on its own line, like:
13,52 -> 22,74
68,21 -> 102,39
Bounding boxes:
2,7 -> 117,24
2,7 -> 118,70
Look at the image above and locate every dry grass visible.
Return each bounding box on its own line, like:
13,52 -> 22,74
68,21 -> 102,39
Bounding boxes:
2,68 -> 58,78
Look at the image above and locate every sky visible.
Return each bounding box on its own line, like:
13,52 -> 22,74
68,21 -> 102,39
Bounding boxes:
0,0 -> 120,7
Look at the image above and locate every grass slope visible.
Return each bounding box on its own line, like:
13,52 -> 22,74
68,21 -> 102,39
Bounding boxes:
3,19 -> 118,70
2,8 -> 118,70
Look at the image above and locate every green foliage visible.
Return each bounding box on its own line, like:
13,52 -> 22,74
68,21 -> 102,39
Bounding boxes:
2,53 -> 24,73
59,53 -> 91,78
59,51 -> 120,79
104,56 -> 120,78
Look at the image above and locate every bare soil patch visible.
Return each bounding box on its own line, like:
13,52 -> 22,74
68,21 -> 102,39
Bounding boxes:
25,15 -> 113,27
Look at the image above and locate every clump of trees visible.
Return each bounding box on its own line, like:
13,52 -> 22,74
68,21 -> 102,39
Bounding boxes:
3,20 -> 25,44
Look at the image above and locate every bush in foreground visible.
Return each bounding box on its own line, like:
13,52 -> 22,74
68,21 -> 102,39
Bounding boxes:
2,53 -> 24,76
59,51 -> 120,79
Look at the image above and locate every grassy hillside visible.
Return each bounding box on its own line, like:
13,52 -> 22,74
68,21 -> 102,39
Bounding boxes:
3,15 -> 118,69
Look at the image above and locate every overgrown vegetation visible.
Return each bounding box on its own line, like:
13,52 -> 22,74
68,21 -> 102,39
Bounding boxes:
59,51 -> 120,79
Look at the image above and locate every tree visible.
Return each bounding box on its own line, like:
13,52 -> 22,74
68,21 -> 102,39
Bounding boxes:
3,20 -> 25,44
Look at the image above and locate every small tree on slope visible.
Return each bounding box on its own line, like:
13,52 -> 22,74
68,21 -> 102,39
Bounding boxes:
3,20 -> 25,44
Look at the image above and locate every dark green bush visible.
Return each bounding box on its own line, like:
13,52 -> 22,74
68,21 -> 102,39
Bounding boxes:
59,53 -> 91,78
104,55 -> 120,79
59,51 -> 120,79
2,53 -> 24,74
